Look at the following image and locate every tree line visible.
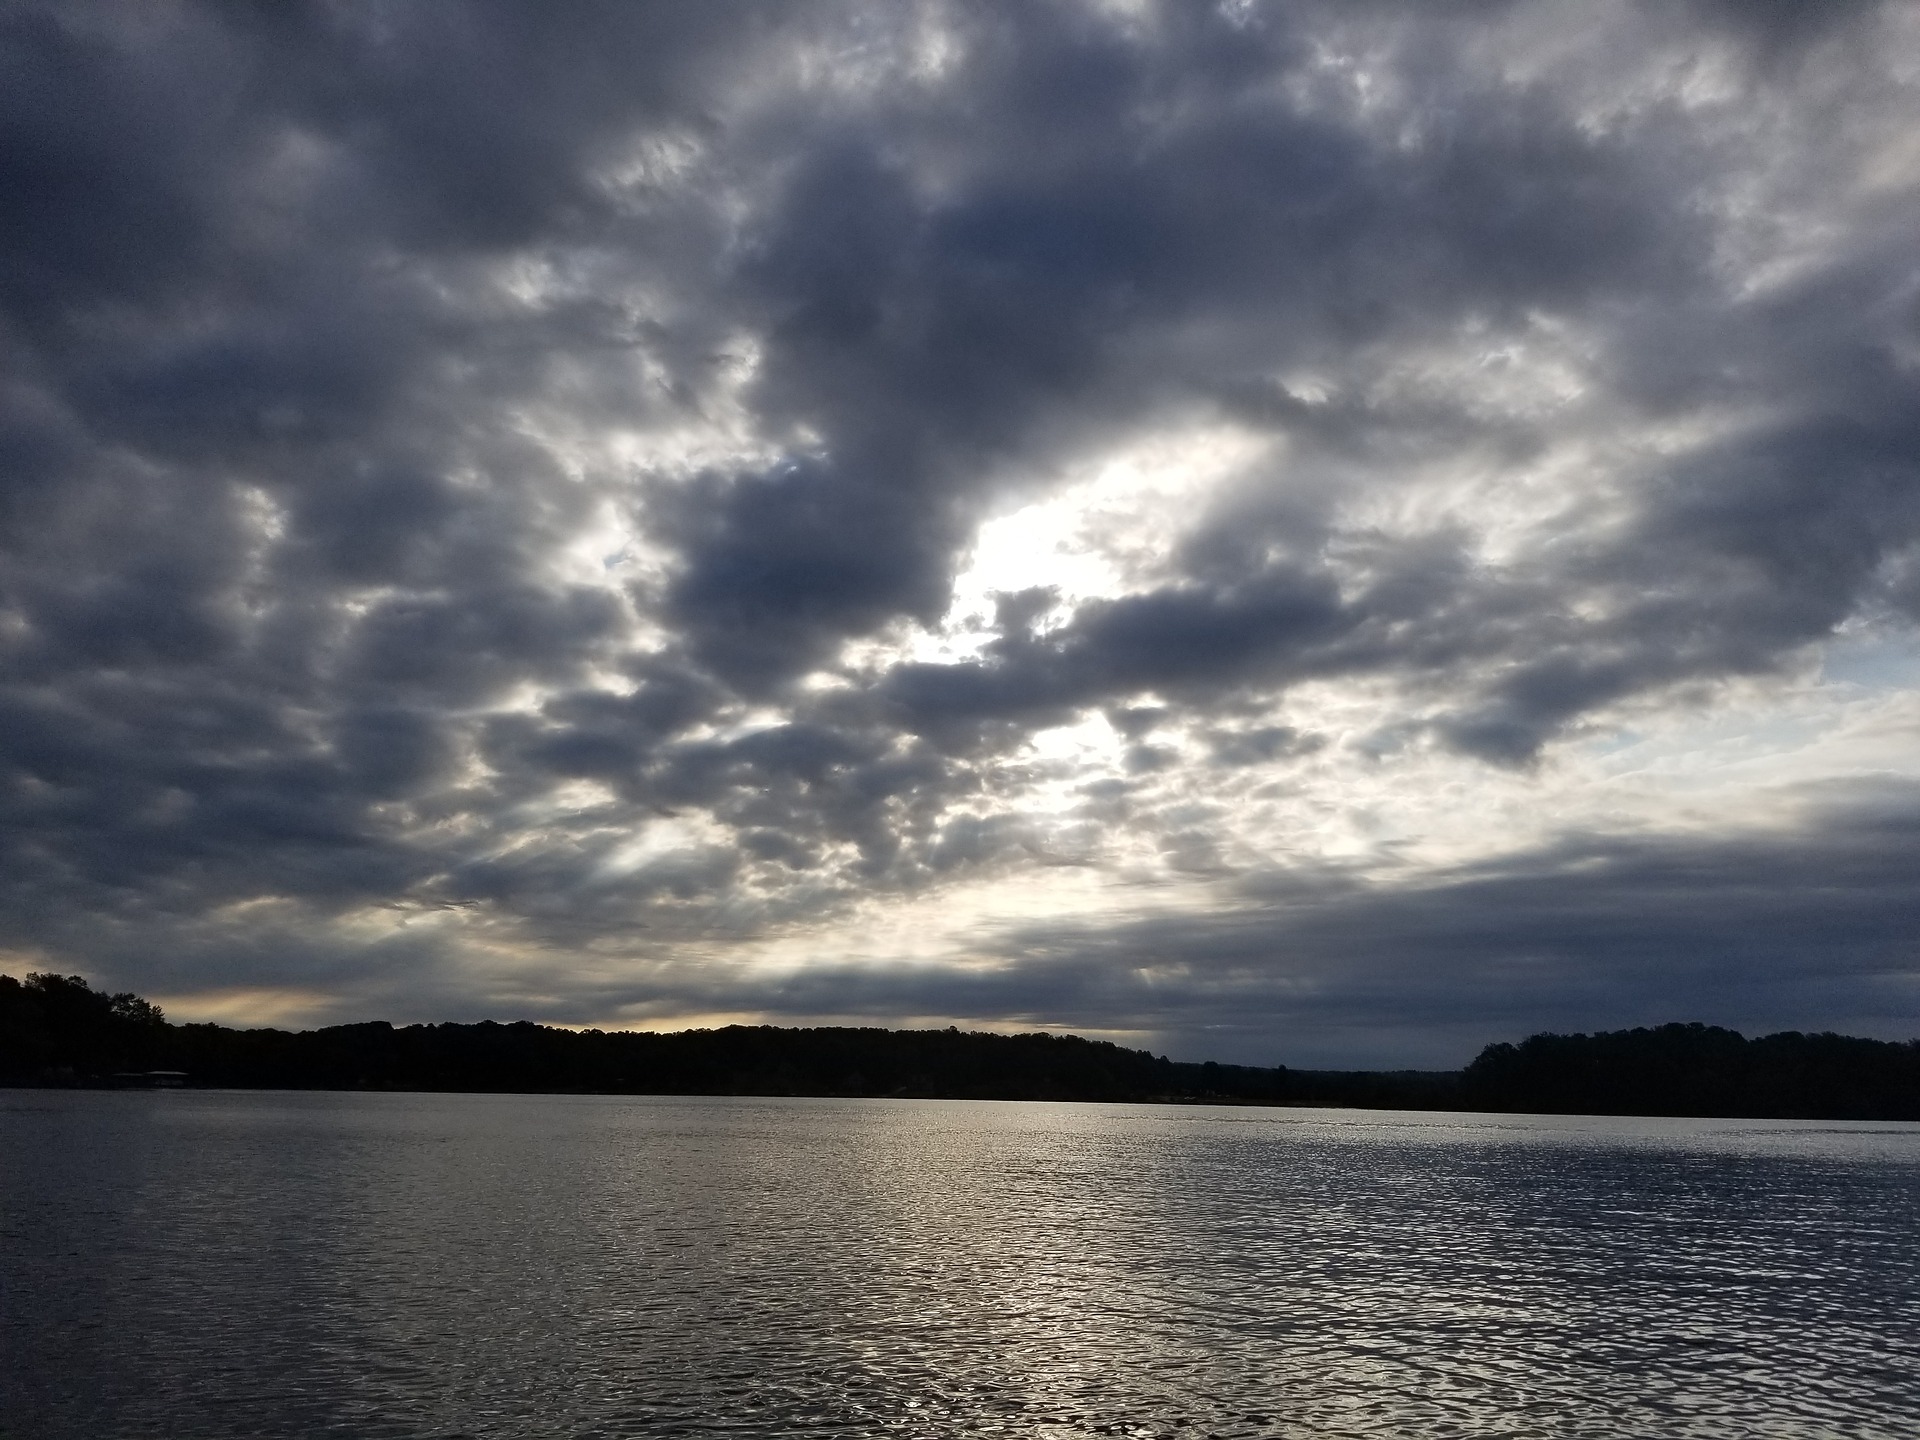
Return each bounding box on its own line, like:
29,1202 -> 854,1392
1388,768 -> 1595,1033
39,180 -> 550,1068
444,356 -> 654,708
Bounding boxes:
0,972 -> 1288,1103
4,971 -> 1917,1118
1460,1021 -> 1920,1120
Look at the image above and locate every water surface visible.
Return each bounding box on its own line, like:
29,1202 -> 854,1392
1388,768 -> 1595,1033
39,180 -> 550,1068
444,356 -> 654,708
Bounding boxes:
4,1091 -> 1917,1437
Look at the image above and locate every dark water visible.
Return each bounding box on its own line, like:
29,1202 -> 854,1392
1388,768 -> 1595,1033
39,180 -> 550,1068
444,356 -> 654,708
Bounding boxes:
4,1092 -> 1918,1438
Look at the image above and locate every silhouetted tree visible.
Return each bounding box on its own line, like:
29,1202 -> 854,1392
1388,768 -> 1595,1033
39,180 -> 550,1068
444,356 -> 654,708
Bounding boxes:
8,972 -> 1917,1118
0,972 -> 169,1082
1463,1022 -> 1920,1119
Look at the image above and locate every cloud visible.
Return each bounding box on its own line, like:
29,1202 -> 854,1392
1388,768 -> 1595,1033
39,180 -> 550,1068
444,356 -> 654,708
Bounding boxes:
1,0 -> 1917,1061
964,783 -> 1920,1066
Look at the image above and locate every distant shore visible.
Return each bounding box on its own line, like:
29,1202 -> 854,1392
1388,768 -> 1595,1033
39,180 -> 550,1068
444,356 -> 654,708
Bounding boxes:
5,972 -> 1917,1119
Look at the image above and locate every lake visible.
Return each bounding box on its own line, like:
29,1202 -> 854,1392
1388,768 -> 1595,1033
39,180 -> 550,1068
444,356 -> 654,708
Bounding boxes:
3,1091 -> 1917,1438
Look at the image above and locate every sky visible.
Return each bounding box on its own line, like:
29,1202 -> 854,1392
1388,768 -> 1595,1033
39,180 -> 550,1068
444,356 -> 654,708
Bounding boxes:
2,0 -> 1918,1067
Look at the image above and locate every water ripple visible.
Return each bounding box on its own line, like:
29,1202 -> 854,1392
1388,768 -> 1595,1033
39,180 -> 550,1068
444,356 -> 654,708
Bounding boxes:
3,1094 -> 1917,1438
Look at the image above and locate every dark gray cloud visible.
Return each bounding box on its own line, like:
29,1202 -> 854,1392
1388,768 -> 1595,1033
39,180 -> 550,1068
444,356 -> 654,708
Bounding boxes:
526,782 -> 1913,1069
986,784 -> 1920,1066
1,0 -> 1916,1060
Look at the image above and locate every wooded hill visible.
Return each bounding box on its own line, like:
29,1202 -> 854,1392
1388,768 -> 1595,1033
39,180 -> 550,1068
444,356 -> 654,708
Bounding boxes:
5,972 -> 1917,1118
0,971 -> 1288,1103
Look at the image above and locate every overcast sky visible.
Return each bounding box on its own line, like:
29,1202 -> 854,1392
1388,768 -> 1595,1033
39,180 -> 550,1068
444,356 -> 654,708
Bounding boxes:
3,0 -> 1918,1065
